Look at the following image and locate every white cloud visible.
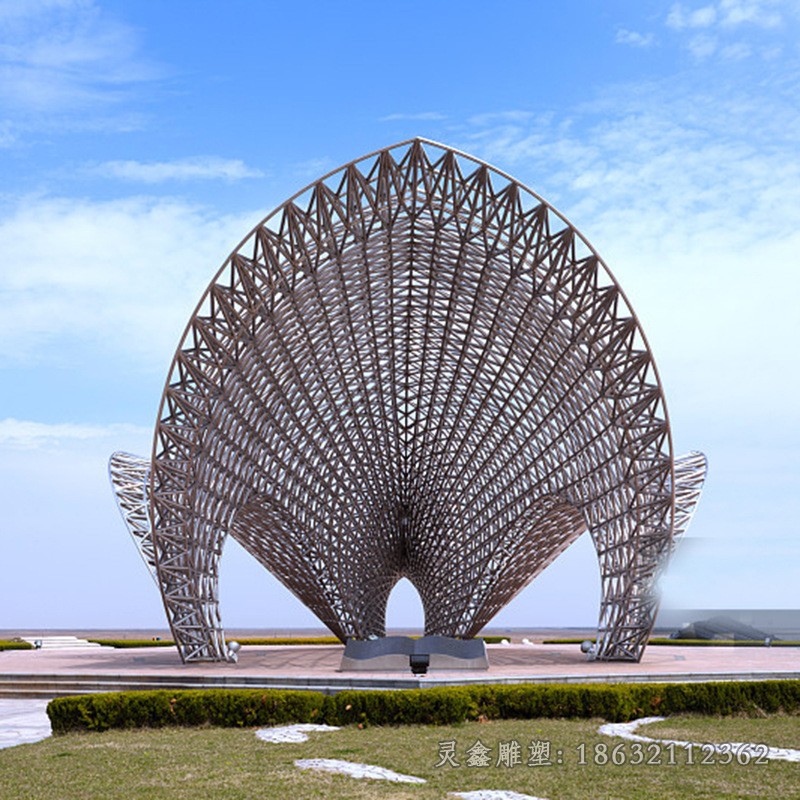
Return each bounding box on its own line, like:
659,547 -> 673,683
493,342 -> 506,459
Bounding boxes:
0,417 -> 149,449
379,111 -> 447,122
719,0 -> 783,27
668,0 -> 784,30
468,110 -> 536,127
615,28 -> 656,47
0,0 -> 158,136
88,157 -> 264,183
0,195 -> 263,367
687,32 -> 719,57
452,72 -> 800,440
458,78 -> 800,240
0,118 -> 13,147
719,41 -> 753,57
667,4 -> 719,29
0,0 -> 85,24
665,0 -> 791,60
291,156 -> 337,181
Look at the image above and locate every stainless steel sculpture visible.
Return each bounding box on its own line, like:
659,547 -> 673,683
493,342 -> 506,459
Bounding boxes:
110,139 -> 706,663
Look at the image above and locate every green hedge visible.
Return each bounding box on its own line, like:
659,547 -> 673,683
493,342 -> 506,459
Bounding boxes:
88,639 -> 174,648
242,635 -> 507,646
541,638 -> 597,645
48,689 -> 325,733
234,637 -> 341,646
650,638 -> 800,647
0,639 -> 33,651
47,679 -> 800,734
89,635 -> 506,649
542,638 -> 800,647
86,637 -> 343,648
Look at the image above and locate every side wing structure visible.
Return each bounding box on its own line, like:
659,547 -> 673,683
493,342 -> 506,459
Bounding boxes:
672,451 -> 709,543
109,451 -> 157,581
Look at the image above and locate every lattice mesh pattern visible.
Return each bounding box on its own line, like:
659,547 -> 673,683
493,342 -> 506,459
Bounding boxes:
109,452 -> 156,579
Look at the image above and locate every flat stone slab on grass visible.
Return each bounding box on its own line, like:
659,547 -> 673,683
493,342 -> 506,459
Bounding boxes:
295,758 -> 426,783
256,723 -> 340,743
599,717 -> 800,763
0,699 -> 51,750
451,792 -> 550,800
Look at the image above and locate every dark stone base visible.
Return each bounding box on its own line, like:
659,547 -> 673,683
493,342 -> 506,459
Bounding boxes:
339,635 -> 489,672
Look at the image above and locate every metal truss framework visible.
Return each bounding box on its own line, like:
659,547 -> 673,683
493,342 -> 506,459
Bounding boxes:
109,452 -> 157,581
110,139 -> 707,663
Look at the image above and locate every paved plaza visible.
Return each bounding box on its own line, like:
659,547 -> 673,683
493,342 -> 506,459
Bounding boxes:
2,643 -> 798,697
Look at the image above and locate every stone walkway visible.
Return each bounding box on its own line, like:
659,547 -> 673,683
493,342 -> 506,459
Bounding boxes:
0,699 -> 51,749
2,643 -> 798,698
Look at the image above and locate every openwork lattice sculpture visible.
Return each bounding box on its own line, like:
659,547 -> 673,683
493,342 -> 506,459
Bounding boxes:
110,139 -> 706,663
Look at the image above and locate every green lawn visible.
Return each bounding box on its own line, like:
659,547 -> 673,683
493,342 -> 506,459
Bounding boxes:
0,716 -> 796,800
646,715 -> 799,750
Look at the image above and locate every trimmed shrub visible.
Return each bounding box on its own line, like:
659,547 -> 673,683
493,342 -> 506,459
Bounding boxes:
48,689 -> 328,733
0,639 -> 34,651
326,687 -> 475,727
649,638 -> 800,647
88,639 -> 174,648
87,636 -> 345,649
47,679 -> 800,735
89,635 -> 507,649
542,637 -> 800,647
233,637 -> 341,646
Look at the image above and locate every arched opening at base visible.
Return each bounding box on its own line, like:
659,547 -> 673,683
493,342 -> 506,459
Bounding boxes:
384,577 -> 425,636
484,531 -> 601,631
218,538 -> 322,630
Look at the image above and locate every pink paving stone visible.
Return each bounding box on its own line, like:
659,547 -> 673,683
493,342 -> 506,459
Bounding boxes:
1,643 -> 798,696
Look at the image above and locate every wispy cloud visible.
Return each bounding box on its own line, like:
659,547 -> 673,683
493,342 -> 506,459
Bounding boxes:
452,68 -> 800,434
0,417 -> 150,449
379,111 -> 447,122
665,0 -> 790,60
0,118 -> 13,147
667,0 -> 784,29
291,156 -> 336,181
718,0 -> 784,28
686,32 -> 719,57
667,4 -> 719,28
451,55 -> 800,599
0,195 -> 263,367
87,157 -> 264,183
615,28 -> 656,47
0,0 -> 159,137
719,41 -> 753,57
468,110 -> 536,127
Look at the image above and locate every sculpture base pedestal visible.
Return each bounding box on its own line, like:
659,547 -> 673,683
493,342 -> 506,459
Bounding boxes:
340,635 -> 489,672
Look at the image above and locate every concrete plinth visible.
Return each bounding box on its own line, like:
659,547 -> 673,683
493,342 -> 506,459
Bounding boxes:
340,636 -> 489,671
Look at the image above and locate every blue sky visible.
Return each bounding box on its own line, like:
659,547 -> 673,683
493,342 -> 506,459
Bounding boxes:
1,0 -> 798,632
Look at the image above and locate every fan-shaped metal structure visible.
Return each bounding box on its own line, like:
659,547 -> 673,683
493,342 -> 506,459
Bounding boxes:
110,139 -> 706,663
